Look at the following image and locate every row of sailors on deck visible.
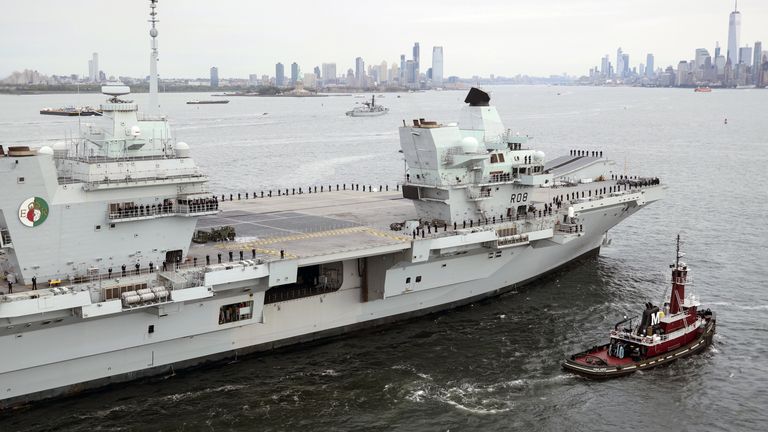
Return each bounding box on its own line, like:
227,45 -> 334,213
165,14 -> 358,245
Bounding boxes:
112,197 -> 218,218
113,200 -> 175,218
570,150 -> 603,158
187,197 -> 219,213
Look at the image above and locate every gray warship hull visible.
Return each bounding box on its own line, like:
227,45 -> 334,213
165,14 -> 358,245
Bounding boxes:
0,185 -> 662,408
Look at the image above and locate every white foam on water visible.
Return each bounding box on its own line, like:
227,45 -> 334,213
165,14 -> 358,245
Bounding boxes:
160,384 -> 246,403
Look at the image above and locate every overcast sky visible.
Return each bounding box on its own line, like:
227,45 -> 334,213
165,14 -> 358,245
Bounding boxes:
1,0 -> 766,79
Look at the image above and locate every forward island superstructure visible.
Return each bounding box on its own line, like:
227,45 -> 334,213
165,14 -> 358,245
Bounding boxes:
0,1 -> 664,408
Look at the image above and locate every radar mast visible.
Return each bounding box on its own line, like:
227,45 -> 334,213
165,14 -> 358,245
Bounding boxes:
148,0 -> 160,114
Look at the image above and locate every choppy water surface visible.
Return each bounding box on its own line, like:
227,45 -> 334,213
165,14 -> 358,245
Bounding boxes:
1,86 -> 767,431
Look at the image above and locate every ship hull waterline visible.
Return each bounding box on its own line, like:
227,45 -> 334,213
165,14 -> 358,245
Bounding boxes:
2,245 -> 608,410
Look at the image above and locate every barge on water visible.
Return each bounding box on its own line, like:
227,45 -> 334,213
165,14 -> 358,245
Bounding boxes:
39,107 -> 102,116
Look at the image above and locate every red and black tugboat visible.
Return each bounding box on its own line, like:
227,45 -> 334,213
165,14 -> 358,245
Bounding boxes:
563,235 -> 716,378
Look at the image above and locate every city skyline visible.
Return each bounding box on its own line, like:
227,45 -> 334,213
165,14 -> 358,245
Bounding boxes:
2,1 -> 768,80
583,2 -> 767,87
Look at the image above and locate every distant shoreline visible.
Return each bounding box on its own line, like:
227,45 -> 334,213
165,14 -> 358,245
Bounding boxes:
0,84 -> 432,96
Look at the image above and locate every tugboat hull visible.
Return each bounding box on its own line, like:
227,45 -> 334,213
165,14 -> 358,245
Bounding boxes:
563,317 -> 716,379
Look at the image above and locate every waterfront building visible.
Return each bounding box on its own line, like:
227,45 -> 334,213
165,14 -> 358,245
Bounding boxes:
646,53 -> 654,78
622,54 -> 630,77
248,74 -> 258,86
753,42 -> 763,84
715,55 -> 726,76
400,54 -> 406,82
275,63 -> 285,87
405,60 -> 416,86
390,63 -> 400,83
727,3 -> 741,66
290,62 -> 299,86
321,63 -> 337,85
694,49 -> 710,80
303,73 -> 316,89
88,52 -> 99,82
432,46 -> 444,86
379,61 -> 388,84
616,48 -> 624,79
601,55 -> 610,78
413,42 -> 420,81
345,68 -> 355,87
739,46 -> 752,66
676,61 -> 691,86
355,57 -> 365,88
210,66 -> 219,88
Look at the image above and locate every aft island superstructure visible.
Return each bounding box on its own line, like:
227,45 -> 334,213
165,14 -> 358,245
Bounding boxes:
0,1 -> 664,408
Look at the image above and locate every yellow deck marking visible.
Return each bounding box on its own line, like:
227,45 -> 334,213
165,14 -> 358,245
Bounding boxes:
213,226 -> 410,253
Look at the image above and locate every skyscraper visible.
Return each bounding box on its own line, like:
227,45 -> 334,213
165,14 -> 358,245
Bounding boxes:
405,60 -> 416,85
379,61 -> 388,83
412,42 -> 420,82
321,63 -> 337,84
616,48 -> 624,79
727,3 -> 741,65
89,52 -> 99,82
313,66 -> 321,79
739,46 -> 752,66
210,66 -> 219,88
275,63 -> 285,87
601,55 -> 609,77
290,62 -> 299,85
646,53 -> 655,78
432,46 -> 444,86
355,57 -> 365,88
753,41 -> 763,83
622,53 -> 629,77
399,54 -> 406,82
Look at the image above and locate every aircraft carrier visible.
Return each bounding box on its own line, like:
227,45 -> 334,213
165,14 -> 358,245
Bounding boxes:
0,1 -> 664,408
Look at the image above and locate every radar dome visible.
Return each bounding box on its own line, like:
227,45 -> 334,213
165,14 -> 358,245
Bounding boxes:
37,146 -> 54,156
101,83 -> 131,97
150,28 -> 158,37
52,141 -> 68,158
533,151 -> 546,162
175,142 -> 190,158
460,136 -> 480,153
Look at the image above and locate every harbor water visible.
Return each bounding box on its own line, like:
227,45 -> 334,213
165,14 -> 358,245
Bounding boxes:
0,86 -> 766,431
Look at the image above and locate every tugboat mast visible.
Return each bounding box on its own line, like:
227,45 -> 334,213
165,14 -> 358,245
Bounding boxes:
148,0 -> 160,114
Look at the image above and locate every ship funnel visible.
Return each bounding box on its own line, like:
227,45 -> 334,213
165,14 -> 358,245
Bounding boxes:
464,87 -> 490,106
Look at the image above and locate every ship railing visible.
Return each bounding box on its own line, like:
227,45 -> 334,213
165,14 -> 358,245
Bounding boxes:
485,173 -> 514,184
671,276 -> 693,285
556,224 -> 580,234
63,154 -> 178,163
107,202 -> 219,221
611,329 -> 678,345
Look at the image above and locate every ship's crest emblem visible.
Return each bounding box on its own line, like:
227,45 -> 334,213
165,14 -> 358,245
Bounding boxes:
19,197 -> 49,227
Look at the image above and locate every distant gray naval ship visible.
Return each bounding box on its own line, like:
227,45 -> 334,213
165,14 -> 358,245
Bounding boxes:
0,1 -> 664,408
